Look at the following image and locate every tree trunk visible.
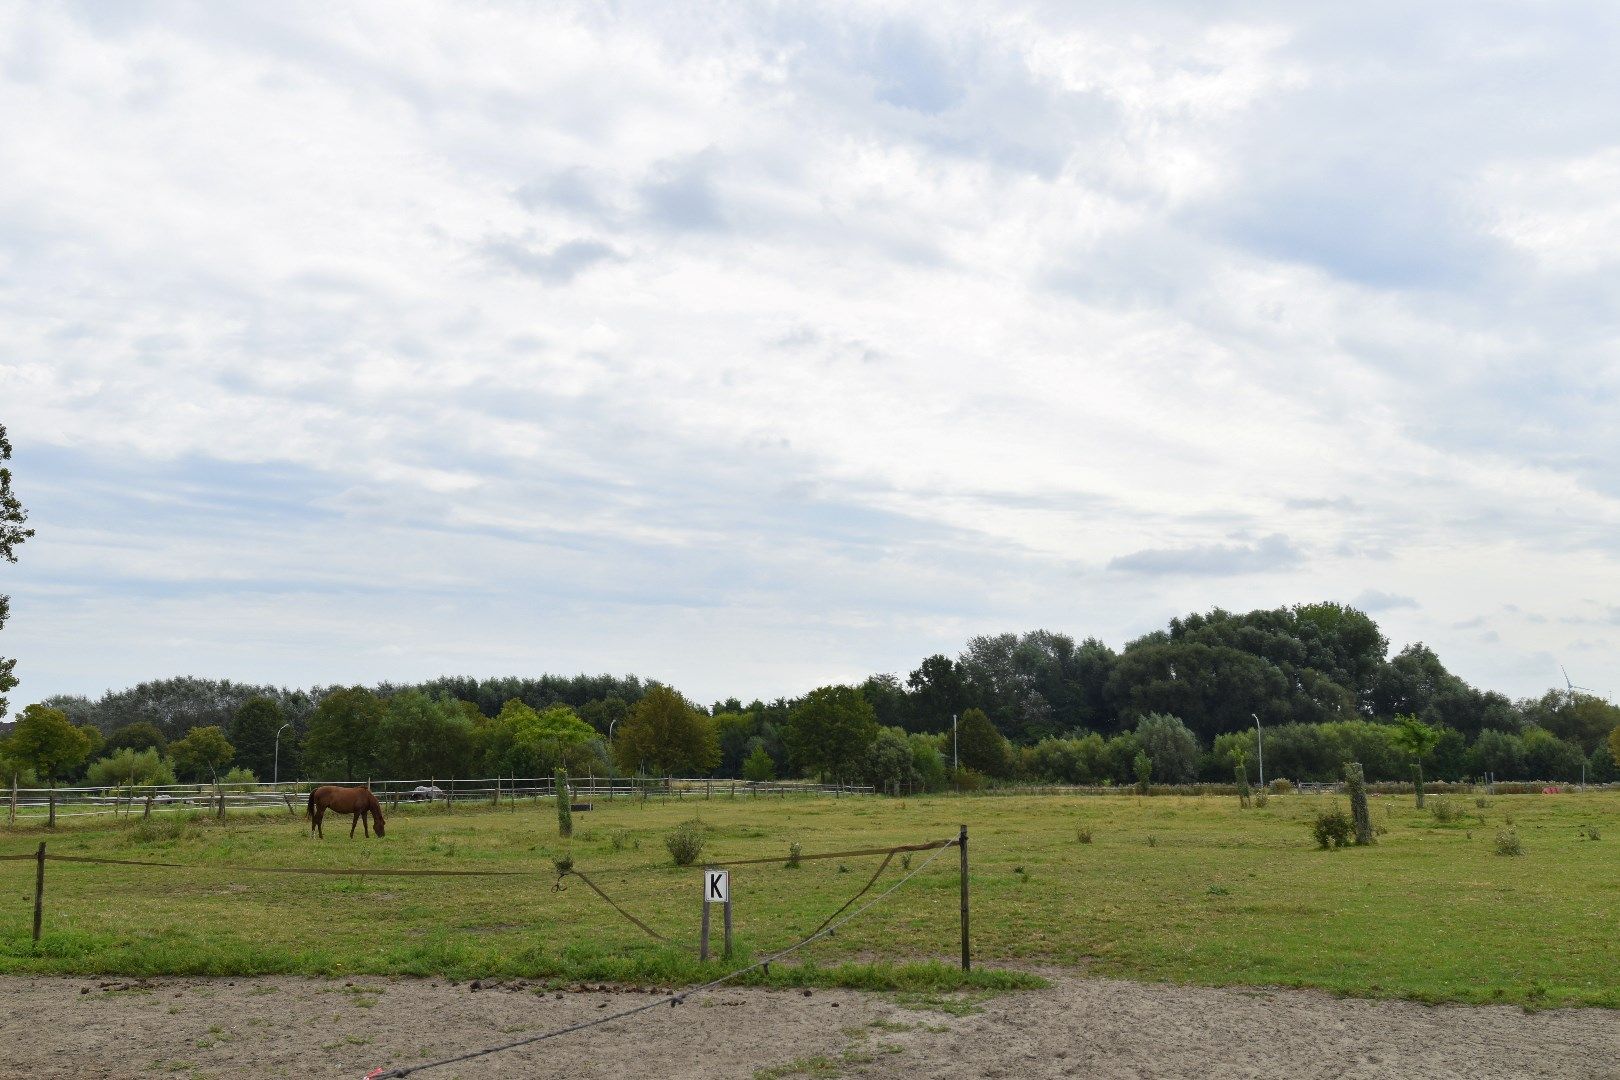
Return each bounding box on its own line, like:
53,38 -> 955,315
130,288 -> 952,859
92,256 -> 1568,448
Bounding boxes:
1412,763 -> 1425,809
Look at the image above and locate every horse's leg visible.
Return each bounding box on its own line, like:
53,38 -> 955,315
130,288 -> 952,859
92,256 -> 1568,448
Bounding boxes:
350,810 -> 359,838
362,810 -> 371,838
315,805 -> 324,839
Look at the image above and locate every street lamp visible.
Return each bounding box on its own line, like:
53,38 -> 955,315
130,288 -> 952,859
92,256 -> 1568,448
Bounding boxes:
1251,713 -> 1264,791
273,723 -> 292,790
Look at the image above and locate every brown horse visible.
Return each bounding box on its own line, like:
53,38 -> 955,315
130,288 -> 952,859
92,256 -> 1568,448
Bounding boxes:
306,785 -> 386,839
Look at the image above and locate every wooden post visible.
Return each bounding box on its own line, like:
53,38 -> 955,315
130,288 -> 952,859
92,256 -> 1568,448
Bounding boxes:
447,778 -> 454,813
706,778 -> 711,800
47,790 -> 55,829
9,775 -> 15,827
144,794 -> 154,819
730,780 -> 736,799
958,825 -> 970,971
723,888 -> 733,960
32,841 -> 46,944
699,874 -> 712,965
217,782 -> 226,820
1412,763 -> 1425,809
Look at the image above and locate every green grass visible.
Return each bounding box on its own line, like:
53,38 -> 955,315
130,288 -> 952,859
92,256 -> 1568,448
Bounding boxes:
1,790 -> 1616,1007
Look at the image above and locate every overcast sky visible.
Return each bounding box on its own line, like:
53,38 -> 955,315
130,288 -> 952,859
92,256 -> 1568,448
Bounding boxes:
3,1 -> 1618,707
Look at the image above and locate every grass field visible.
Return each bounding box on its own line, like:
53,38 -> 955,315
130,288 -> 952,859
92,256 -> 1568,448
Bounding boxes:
1,790 -> 1615,1008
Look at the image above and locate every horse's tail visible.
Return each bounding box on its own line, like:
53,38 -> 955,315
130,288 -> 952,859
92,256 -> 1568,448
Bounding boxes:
306,788 -> 317,819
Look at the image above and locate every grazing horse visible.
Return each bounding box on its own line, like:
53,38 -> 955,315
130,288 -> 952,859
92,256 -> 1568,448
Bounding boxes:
306,785 -> 386,839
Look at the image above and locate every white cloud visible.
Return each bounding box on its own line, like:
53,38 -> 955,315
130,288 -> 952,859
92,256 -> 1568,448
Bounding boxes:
1,1 -> 1617,704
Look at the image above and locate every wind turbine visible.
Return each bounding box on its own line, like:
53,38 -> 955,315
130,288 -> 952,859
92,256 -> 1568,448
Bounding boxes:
1561,665 -> 1595,695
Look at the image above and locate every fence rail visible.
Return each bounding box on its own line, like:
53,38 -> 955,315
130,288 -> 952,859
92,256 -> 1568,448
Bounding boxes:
4,775 -> 874,826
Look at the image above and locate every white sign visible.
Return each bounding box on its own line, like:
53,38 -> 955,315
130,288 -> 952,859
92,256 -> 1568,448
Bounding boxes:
704,869 -> 729,904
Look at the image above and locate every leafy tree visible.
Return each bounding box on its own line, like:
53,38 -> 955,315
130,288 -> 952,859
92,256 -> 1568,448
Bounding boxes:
230,697 -> 287,781
1522,691 -> 1620,754
1390,714 -> 1441,763
1134,713 -> 1200,782
0,704 -> 93,784
864,727 -> 920,793
1610,724 -> 1620,776
168,725 -> 235,782
85,748 -> 175,789
380,691 -> 475,779
612,686 -> 718,776
488,699 -> 598,777
741,742 -> 775,782
106,722 -> 168,755
1468,728 -> 1525,780
908,733 -> 949,792
953,707 -> 1010,777
860,674 -> 911,730
0,422 -> 33,720
785,685 -> 879,784
1521,727 -> 1585,781
304,686 -> 386,781
1133,751 -> 1152,793
906,654 -> 970,733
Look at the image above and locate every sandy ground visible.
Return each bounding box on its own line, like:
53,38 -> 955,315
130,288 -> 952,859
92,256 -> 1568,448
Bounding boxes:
2,973 -> 1618,1080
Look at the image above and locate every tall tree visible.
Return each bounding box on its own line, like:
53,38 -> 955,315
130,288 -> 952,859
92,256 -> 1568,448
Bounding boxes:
784,685 -> 878,784
0,422 -> 33,720
0,704 -> 93,784
953,707 -> 1011,777
230,697 -> 287,781
304,687 -> 386,781
612,686 -> 718,776
905,655 -> 969,733
167,725 -> 236,783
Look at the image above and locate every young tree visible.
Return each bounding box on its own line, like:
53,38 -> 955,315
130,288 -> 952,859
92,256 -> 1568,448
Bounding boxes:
304,687 -> 386,781
0,704 -> 92,784
785,685 -> 879,784
612,686 -> 718,776
953,707 -> 1010,778
741,742 -> 775,782
381,691 -> 475,779
168,725 -> 235,783
0,422 -> 33,720
864,727 -> 920,794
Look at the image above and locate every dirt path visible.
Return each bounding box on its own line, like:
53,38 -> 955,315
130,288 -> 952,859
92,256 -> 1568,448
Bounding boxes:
2,973 -> 1617,1080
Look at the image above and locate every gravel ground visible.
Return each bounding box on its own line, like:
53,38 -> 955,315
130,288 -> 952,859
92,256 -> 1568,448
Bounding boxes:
3,972 -> 1618,1080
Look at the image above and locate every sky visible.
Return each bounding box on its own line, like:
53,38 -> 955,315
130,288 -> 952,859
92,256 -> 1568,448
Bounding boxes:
2,1 -> 1619,708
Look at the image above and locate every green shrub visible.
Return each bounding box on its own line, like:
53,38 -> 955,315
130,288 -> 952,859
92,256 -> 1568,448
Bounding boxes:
1269,778 -> 1294,794
1430,799 -> 1463,824
1580,826 -> 1601,842
1311,805 -> 1354,850
786,842 -> 802,869
556,769 -> 573,839
1494,827 -> 1524,857
1076,826 -> 1093,844
609,829 -> 636,852
665,822 -> 705,866
1253,791 -> 1269,809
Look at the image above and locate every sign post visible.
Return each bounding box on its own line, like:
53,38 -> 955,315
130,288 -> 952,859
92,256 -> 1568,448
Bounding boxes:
701,868 -> 731,961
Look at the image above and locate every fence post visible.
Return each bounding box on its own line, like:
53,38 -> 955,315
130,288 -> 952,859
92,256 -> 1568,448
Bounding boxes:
217,782 -> 225,820
447,778 -> 454,813
47,790 -> 55,829
144,793 -> 154,819
723,885 -> 733,960
8,775 -> 15,827
958,824 -> 970,971
706,778 -> 711,800
33,841 -> 46,944
699,874 -> 712,965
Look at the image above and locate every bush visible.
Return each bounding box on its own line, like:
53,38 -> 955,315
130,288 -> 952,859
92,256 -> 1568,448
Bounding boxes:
665,822 -> 706,866
1253,791 -> 1269,808
1311,805 -> 1354,850
609,829 -> 636,852
1269,778 -> 1294,794
1430,799 -> 1463,824
1076,827 -> 1093,844
1494,827 -> 1524,857
786,842 -> 802,868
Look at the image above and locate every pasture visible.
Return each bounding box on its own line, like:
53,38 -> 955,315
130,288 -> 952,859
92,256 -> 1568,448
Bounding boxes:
2,790 -> 1616,1008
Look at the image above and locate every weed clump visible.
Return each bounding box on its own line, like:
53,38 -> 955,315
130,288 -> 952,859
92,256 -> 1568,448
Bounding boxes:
1269,778 -> 1294,795
786,842 -> 802,869
1494,827 -> 1524,857
609,829 -> 637,852
1430,799 -> 1463,824
1076,827 -> 1093,844
1580,826 -> 1601,842
1311,805 -> 1354,850
1253,791 -> 1269,809
665,822 -> 705,866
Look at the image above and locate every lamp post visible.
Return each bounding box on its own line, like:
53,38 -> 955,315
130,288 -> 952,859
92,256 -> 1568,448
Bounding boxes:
952,714 -> 959,772
1251,713 -> 1264,791
273,723 -> 291,790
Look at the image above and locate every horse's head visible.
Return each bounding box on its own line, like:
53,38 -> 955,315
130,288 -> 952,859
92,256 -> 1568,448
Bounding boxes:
371,796 -> 386,837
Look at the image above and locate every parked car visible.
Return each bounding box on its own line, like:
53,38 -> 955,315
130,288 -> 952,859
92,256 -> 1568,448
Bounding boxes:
411,784 -> 445,802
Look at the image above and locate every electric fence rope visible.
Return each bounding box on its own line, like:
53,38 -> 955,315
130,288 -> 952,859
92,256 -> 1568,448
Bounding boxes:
369,835 -> 961,1079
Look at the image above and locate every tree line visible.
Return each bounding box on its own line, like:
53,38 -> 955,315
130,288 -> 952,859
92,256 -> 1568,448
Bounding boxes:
3,603 -> 1618,790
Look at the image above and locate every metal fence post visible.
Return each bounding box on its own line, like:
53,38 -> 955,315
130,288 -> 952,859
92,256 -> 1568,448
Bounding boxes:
699,868 -> 712,962
959,824 -> 970,971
